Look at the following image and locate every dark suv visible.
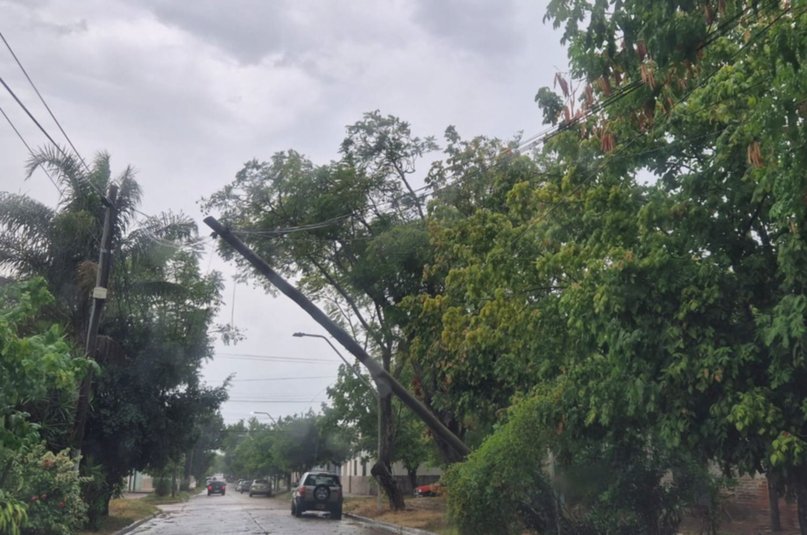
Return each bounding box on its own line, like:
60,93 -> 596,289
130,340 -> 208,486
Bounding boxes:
291,471 -> 342,520
207,480 -> 226,496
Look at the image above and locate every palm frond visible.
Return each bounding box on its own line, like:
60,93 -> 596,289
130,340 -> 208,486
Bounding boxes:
0,193 -> 55,275
113,166 -> 142,231
25,145 -> 94,206
121,211 -> 201,258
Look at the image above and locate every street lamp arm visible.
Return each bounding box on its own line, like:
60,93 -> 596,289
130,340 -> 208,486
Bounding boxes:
293,332 -> 378,396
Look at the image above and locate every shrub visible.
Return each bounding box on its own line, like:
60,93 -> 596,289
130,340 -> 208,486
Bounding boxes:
446,386 -> 720,535
154,477 -> 173,497
12,445 -> 87,535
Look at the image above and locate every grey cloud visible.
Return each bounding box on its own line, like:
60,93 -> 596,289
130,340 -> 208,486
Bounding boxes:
412,0 -> 524,56
1,0 -> 89,35
131,0 -> 295,64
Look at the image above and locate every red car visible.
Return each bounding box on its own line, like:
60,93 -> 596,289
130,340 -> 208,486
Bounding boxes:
413,482 -> 442,497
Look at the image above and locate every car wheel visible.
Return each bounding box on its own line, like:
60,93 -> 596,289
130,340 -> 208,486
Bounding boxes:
291,501 -> 296,515
294,500 -> 303,518
331,505 -> 342,520
249,492 -> 253,497
207,492 -> 211,496
222,491 -> 225,495
313,484 -> 330,502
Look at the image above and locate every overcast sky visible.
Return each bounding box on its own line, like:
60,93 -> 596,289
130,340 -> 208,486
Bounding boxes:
0,0 -> 567,424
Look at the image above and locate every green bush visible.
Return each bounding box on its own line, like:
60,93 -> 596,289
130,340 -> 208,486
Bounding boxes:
445,391 -> 564,535
12,445 -> 87,535
154,477 -> 173,497
446,387 -> 720,535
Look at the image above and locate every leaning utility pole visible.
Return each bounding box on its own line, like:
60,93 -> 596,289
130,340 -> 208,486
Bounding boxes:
204,216 -> 470,459
72,184 -> 119,454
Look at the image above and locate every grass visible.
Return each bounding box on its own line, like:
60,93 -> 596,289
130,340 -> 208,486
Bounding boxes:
77,492 -> 191,535
343,495 -> 453,534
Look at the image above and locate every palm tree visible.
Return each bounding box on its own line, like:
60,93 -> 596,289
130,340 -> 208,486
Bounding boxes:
0,148 -> 141,337
0,147 -> 228,526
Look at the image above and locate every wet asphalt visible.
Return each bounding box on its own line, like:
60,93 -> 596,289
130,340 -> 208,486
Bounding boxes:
124,490 -> 391,535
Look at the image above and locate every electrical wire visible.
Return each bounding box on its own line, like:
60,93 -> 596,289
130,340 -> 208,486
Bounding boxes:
0,75 -> 108,203
515,0 -> 777,154
0,102 -> 62,196
230,375 -> 334,382
216,352 -> 335,363
228,400 -> 328,404
0,29 -> 91,174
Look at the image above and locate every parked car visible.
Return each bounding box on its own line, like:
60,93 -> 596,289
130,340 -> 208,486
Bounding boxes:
414,482 -> 442,497
236,479 -> 250,493
291,471 -> 342,520
249,479 -> 272,497
207,480 -> 226,496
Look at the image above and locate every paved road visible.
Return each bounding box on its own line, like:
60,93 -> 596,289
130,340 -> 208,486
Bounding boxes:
126,491 -> 390,535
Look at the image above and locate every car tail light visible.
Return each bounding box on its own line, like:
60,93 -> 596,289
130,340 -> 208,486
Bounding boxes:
207,485 -> 212,491
297,486 -> 305,498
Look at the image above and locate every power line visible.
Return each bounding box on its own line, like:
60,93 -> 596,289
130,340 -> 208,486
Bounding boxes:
516,0 -> 776,154
230,375 -> 334,382
0,29 -> 91,174
216,352 -> 335,363
0,102 -> 62,195
0,76 -> 75,170
227,399 -> 328,404
0,74 -> 108,202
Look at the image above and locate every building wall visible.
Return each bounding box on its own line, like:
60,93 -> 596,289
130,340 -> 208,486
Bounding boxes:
339,454 -> 442,496
722,473 -> 799,531
125,471 -> 154,493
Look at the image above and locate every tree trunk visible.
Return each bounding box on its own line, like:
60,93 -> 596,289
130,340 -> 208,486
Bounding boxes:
768,473 -> 781,532
371,460 -> 405,510
370,378 -> 405,511
797,483 -> 807,535
374,386 -> 405,510
368,348 -> 405,511
407,466 -> 418,491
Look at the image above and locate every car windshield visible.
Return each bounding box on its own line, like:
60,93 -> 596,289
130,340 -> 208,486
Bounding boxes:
253,480 -> 268,485
304,474 -> 339,486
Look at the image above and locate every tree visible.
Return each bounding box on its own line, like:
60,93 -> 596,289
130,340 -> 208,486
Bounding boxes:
409,2 -> 807,533
537,0 -> 807,531
0,279 -> 91,535
203,111 -> 439,509
0,148 -> 229,526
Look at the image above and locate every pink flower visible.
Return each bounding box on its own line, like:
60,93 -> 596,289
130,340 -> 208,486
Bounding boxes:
31,496 -> 38,502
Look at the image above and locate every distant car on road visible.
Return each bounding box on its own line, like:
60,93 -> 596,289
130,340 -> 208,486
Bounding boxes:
249,479 -> 272,497
207,480 -> 226,496
291,471 -> 342,520
236,479 -> 249,493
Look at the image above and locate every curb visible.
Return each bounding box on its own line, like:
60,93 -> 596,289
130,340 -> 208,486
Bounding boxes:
113,512 -> 158,535
344,512 -> 437,535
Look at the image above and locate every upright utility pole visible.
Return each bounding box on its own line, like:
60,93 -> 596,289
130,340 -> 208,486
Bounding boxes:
72,184 -> 118,454
204,216 -> 470,459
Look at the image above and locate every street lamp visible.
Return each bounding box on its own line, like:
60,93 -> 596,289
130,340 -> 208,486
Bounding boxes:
250,411 -> 277,424
292,332 -> 378,395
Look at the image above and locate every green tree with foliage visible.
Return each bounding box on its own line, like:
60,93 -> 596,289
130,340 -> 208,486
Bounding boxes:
0,149 -> 229,527
203,111 -> 438,509
416,1 -> 807,533
0,279 -> 91,535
